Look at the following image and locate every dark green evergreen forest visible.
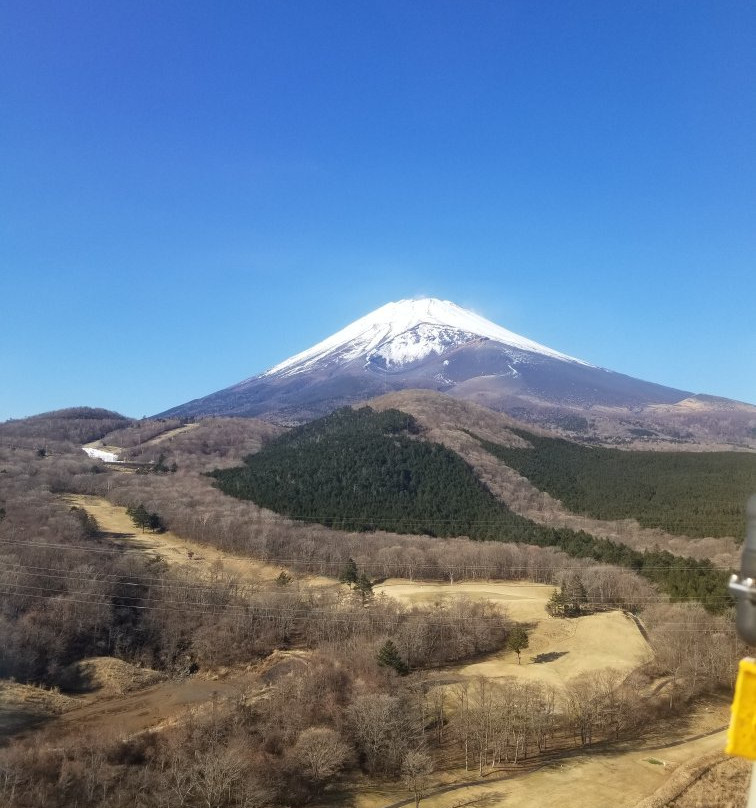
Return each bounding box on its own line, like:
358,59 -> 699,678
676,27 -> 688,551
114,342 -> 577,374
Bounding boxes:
211,408 -> 730,612
474,430 -> 755,539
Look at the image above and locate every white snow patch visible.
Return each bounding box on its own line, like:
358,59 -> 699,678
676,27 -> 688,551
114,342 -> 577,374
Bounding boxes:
83,447 -> 120,463
368,324 -> 475,369
262,298 -> 592,379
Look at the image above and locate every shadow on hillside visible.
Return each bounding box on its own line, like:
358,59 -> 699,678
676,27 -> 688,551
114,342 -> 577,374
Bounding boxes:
100,530 -> 134,541
58,663 -> 98,694
531,651 -> 568,664
0,704 -> 53,741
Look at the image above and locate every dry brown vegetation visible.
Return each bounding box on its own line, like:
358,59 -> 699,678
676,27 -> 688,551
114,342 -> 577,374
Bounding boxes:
664,755 -> 750,808
0,407 -> 131,447
97,418 -> 186,449
60,658 -> 166,695
0,412 -> 748,808
121,416 -> 284,470
0,681 -> 79,736
632,751 -> 749,808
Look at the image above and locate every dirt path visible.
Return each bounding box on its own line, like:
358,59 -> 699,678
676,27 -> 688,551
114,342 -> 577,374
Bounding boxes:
136,422 -> 200,447
83,424 -> 200,456
55,671 -> 257,737
65,494 -> 334,588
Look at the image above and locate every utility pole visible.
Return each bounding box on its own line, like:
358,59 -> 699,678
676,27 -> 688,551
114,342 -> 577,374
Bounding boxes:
725,495 -> 756,807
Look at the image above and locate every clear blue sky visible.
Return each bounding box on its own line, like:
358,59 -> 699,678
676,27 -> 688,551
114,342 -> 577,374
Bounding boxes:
2,1 -> 754,421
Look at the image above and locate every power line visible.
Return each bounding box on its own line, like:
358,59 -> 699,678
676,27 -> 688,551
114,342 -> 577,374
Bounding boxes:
0,559 -> 257,591
0,587 -> 739,636
0,569 -> 736,606
0,538 -> 736,572
0,567 -> 738,608
0,559 -> 735,597
0,586 -> 520,625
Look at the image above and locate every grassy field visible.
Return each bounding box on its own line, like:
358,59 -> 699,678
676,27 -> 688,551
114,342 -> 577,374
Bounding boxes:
64,494 -> 335,588
376,580 -> 653,689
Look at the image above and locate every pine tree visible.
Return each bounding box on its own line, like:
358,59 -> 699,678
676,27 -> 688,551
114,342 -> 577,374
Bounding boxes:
126,504 -> 151,532
276,570 -> 292,586
126,504 -> 164,533
355,572 -> 374,602
339,557 -> 359,588
377,640 -> 409,675
546,588 -> 567,617
563,572 -> 587,616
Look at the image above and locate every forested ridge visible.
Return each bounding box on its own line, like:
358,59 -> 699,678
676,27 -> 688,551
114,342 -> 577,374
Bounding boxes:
211,407 -> 730,612
212,407 -> 515,537
473,429 -> 755,539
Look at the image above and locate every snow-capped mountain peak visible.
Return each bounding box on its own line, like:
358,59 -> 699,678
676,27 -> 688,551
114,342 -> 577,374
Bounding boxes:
263,298 -> 591,378
157,295 -> 727,439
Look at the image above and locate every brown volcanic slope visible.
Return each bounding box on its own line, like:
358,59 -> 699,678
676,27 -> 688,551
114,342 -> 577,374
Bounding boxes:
367,390 -> 743,566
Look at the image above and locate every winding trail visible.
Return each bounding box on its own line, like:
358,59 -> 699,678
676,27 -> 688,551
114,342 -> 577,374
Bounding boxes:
64,494 -> 333,588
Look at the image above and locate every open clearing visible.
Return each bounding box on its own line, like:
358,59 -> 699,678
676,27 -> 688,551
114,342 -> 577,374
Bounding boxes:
367,581 -> 730,808
376,579 -> 653,687
133,422 -> 200,447
375,579 -> 553,623
456,609 -> 653,687
65,494 -> 334,588
83,423 -> 200,456
0,668 -> 263,741
56,668 -> 259,737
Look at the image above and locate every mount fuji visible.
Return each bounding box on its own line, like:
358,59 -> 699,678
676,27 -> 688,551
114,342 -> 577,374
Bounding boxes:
158,298 -> 755,445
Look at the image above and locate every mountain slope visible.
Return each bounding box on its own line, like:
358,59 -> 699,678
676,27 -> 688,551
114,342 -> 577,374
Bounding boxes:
157,298 -> 755,446
210,405 -> 730,612
367,390 -> 742,566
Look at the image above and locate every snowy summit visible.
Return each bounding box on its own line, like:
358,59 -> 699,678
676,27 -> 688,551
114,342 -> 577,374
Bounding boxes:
264,298 -> 591,378
157,295 -> 709,433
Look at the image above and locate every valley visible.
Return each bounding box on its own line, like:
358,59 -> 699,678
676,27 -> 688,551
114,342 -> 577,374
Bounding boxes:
62,493 -> 331,587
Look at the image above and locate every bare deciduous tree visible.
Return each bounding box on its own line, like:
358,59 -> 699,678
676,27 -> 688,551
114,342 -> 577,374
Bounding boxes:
401,749 -> 434,808
293,726 -> 352,785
